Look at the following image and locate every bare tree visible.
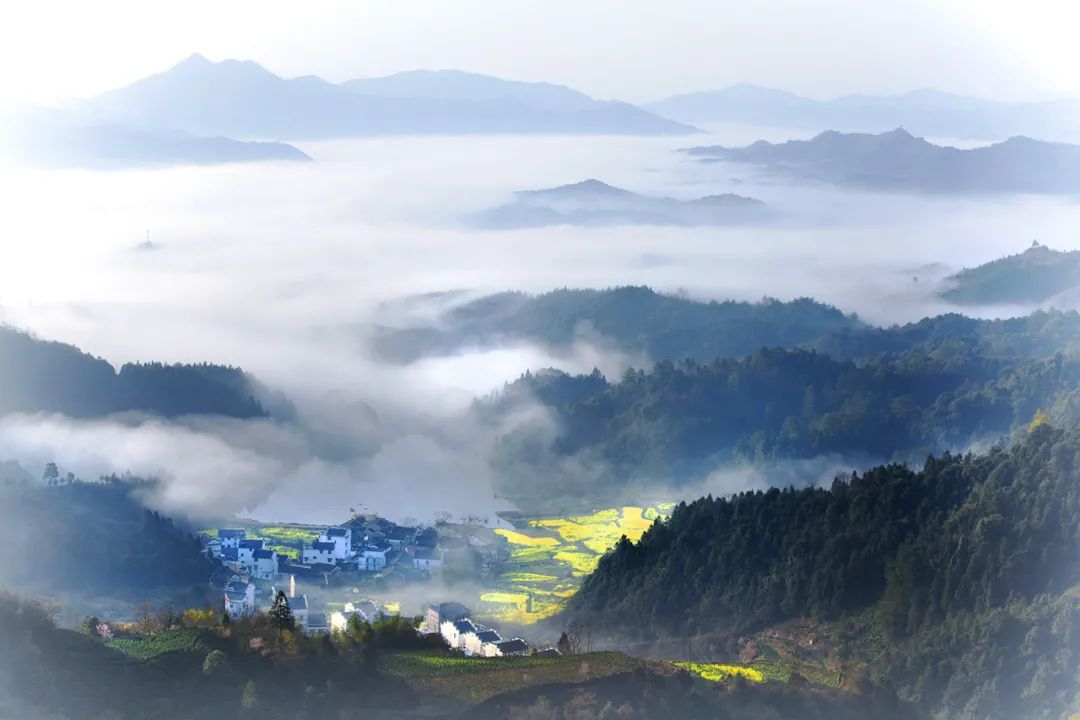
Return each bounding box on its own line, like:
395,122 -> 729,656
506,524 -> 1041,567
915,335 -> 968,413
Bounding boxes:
557,621 -> 586,655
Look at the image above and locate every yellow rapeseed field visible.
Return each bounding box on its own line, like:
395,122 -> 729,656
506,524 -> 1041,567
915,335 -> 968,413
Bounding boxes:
477,504 -> 669,624
674,662 -> 765,683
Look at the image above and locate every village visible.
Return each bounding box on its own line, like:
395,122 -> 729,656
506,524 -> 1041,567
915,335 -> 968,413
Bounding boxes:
206,515 -> 542,657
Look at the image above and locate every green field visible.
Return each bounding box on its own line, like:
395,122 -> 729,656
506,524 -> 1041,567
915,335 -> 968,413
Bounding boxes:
381,650 -> 649,703
106,628 -> 205,661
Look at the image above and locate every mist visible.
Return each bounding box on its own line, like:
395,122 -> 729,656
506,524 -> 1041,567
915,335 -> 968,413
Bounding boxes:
2,126 -> 1080,523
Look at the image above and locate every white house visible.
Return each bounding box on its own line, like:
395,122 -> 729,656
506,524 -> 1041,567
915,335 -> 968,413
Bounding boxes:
422,602 -> 471,635
483,638 -> 529,658
252,548 -> 279,580
412,547 -> 444,571
358,543 -> 390,572
238,539 -> 264,571
224,577 -> 256,619
218,529 -> 246,550
319,527 -> 352,560
440,618 -> 477,651
302,541 -> 336,566
464,627 -> 501,656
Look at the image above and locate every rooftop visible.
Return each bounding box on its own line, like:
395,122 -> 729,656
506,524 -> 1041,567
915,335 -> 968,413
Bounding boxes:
218,529 -> 246,538
495,638 -> 529,653
311,541 -> 335,552
325,527 -> 349,538
253,549 -> 275,560
453,619 -> 477,634
430,602 -> 471,619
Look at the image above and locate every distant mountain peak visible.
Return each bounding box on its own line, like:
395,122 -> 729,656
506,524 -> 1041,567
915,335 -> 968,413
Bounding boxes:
521,178 -> 635,198
176,52 -> 211,68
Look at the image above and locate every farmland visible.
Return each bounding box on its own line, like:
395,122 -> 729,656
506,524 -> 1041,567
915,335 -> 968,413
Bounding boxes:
477,504 -> 672,624
381,650 -> 649,704
106,628 -> 206,661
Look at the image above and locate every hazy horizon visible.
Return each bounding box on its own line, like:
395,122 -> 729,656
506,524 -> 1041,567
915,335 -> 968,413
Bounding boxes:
4,0 -> 1080,110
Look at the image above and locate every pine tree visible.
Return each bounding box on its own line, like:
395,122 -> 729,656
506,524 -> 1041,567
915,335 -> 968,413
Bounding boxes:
269,591 -> 296,631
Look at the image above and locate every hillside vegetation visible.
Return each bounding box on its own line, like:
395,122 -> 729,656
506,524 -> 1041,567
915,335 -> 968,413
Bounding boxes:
0,591 -> 925,720
941,243 -> 1080,305
371,287 -> 857,363
484,308 -> 1080,506
0,478 -> 213,599
0,325 -> 267,418
567,424 -> 1080,719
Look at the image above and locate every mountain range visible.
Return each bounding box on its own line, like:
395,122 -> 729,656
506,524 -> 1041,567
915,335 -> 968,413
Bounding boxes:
648,83 -> 1080,142
72,54 -> 697,140
472,178 -> 769,228
684,128 -> 1080,193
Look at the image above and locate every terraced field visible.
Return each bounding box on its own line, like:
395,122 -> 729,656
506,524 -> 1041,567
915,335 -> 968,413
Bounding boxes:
478,504 -> 671,624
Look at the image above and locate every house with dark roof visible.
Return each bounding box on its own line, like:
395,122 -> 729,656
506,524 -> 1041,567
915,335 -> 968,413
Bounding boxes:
301,540 -> 336,566
440,618 -> 477,651
252,548 -> 278,580
358,542 -> 391,572
412,546 -> 444,571
464,627 -> 502,656
487,638 -> 529,657
224,576 -> 255,619
218,529 -> 246,551
237,539 -> 264,570
318,526 -> 353,560
421,602 -> 471,634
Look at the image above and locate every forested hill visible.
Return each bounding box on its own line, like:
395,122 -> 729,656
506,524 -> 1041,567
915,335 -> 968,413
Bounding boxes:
486,319 -> 1080,506
371,287 -> 858,363
939,242 -> 1080,306
0,326 -> 267,418
373,286 -> 1080,367
567,423 -> 1080,719
0,477 -> 213,597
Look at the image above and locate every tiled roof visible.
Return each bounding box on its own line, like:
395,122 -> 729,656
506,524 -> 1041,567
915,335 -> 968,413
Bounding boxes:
495,639 -> 529,653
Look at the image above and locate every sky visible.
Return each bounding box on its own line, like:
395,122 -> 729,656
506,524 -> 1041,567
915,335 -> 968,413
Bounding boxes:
1,0 -> 1079,108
